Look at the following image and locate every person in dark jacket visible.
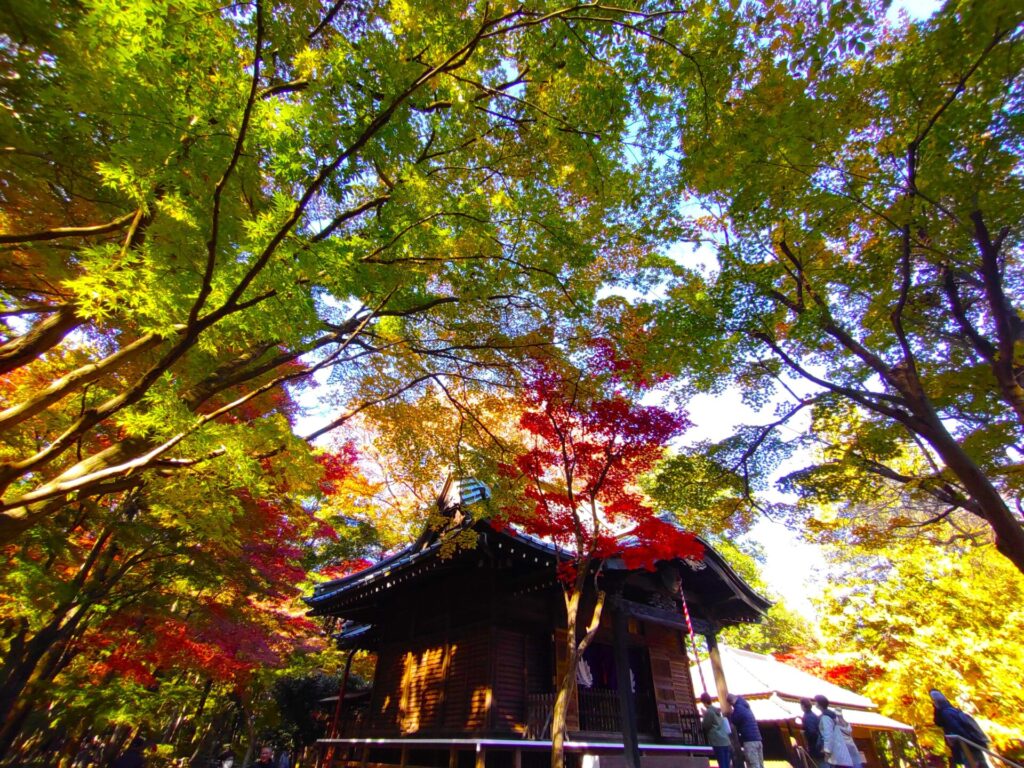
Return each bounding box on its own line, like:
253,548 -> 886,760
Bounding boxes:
801,698 -> 826,768
111,737 -> 147,768
930,690 -> 989,768
727,693 -> 764,768
245,747 -> 276,768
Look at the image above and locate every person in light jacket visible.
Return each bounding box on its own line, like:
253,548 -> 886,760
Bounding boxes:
815,696 -> 853,768
701,692 -> 733,768
835,709 -> 862,768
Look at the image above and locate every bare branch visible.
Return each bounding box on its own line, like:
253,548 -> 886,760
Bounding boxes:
191,0 -> 266,326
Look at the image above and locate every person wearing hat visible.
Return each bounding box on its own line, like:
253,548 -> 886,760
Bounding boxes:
815,696 -> 853,768
930,690 -> 989,768
834,708 -> 862,768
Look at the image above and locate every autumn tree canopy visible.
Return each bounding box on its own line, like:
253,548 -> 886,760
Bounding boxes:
498,357 -> 700,768
0,0 -> 711,760
0,0 -> 697,545
648,0 -> 1024,573
809,503 -> 1024,759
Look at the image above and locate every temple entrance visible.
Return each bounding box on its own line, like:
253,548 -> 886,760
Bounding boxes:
576,643 -> 658,736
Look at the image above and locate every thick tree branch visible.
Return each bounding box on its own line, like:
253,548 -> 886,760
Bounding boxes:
0,211 -> 138,245
0,332 -> 165,434
0,304 -> 81,376
941,266 -> 996,361
970,210 -> 1024,427
752,331 -> 911,422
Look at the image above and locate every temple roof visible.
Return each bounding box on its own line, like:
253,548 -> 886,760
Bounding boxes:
305,477 -> 770,639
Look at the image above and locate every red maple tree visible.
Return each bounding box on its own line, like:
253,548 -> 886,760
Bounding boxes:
499,359 -> 701,768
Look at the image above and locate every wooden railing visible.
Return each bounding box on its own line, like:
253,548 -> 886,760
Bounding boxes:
525,693 -> 556,738
525,692 -> 703,743
580,690 -> 622,733
526,691 -> 623,736
676,711 -> 705,745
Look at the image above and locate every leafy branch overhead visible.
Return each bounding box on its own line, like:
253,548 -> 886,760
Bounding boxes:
651,0 -> 1024,573
0,0 -> 695,542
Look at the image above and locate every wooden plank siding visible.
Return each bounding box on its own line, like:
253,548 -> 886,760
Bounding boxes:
646,624 -> 696,740
443,629 -> 491,732
361,582 -> 701,743
368,625 -> 530,737
492,629 -> 527,734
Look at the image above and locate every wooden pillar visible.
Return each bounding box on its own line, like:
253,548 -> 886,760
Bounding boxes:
325,650 -> 357,768
702,631 -> 730,711
704,630 -> 744,768
612,598 -> 641,768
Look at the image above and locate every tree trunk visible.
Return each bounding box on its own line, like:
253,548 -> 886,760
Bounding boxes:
178,678 -> 214,750
550,589 -> 580,768
0,304 -> 80,376
917,413 -> 1024,573
0,567 -> 102,757
242,717 -> 256,768
0,622 -> 69,756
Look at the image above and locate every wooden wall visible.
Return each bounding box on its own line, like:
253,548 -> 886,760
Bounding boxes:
366,621 -> 699,740
368,624 -> 533,737
645,624 -> 697,740
359,564 -> 698,743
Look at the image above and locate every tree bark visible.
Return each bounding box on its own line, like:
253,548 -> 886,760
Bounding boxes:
0,622 -> 71,757
915,412 -> 1024,573
550,587 -> 579,768
0,305 -> 80,376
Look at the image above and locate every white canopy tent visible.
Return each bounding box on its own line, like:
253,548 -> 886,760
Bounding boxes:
690,645 -> 917,768
690,644 -> 913,731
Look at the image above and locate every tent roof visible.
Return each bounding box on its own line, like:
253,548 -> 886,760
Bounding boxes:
739,695 -> 913,731
692,645 -> 913,732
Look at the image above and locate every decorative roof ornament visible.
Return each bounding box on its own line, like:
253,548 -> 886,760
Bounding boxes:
437,476 -> 491,515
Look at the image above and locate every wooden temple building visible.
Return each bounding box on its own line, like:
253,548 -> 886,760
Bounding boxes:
306,479 -> 770,768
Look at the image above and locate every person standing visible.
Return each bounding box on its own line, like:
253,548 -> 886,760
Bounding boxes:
930,690 -> 989,768
727,693 -> 764,768
111,737 -> 147,768
800,698 -> 827,768
835,709 -> 862,768
245,747 -> 276,768
701,692 -> 733,768
814,696 -> 853,768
